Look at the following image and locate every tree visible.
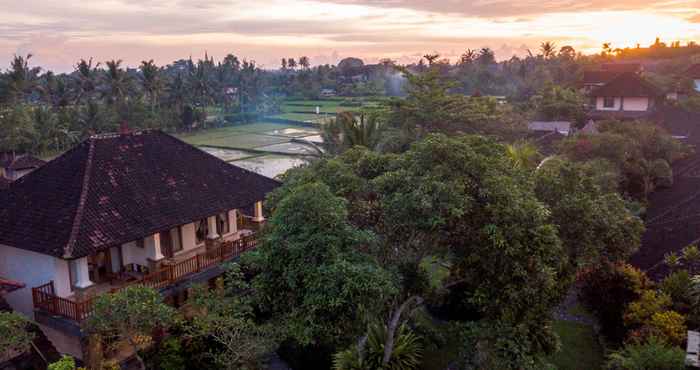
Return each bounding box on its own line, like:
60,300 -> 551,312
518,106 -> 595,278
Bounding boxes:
0,105 -> 36,152
85,286 -> 177,370
187,266 -> 277,369
270,135 -> 567,367
540,41 -> 558,59
0,312 -> 34,359
48,356 -> 85,370
74,58 -> 101,104
322,111 -> 386,154
102,59 -> 132,105
535,159 -> 644,268
139,60 -> 163,111
299,56 -> 310,70
242,182 -> 397,351
606,337 -> 685,370
6,54 -> 40,104
533,84 -> 585,123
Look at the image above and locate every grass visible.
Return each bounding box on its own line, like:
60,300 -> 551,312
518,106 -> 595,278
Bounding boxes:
548,321 -> 605,370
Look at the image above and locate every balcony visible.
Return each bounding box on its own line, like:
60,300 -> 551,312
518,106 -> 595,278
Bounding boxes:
31,234 -> 257,322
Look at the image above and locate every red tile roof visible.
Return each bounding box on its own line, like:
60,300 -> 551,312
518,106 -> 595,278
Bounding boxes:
591,72 -> 661,97
0,130 -> 279,259
7,155 -> 45,170
582,70 -> 620,85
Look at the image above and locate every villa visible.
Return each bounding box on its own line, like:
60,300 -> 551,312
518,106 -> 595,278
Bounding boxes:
0,129 -> 279,358
588,72 -> 661,120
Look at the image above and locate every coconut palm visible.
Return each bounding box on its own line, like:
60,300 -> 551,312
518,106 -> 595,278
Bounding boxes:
333,322 -> 423,370
540,41 -> 558,59
664,252 -> 682,272
683,244 -> 700,272
506,141 -> 541,170
102,59 -> 132,105
6,54 -> 40,104
74,58 -> 101,104
139,60 -> 163,111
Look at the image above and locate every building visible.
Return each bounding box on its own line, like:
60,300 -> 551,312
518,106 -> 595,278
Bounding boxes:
528,121 -> 571,136
589,72 -> 661,120
0,152 -> 45,181
0,129 -> 279,358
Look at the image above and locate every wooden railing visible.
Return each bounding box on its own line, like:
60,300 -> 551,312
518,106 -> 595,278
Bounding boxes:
32,234 -> 258,322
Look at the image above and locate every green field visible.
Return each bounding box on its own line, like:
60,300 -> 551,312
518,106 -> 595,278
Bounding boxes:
176,121 -> 319,150
548,321 -> 605,370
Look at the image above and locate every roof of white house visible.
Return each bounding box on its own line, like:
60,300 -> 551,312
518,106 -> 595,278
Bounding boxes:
687,330 -> 699,368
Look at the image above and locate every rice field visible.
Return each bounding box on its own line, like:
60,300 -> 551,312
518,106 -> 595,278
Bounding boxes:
176,120 -> 321,179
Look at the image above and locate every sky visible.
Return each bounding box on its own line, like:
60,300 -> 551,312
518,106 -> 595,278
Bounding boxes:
3,0 -> 700,72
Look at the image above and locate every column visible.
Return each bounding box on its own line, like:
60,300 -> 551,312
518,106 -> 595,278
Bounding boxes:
146,233 -> 164,261
73,257 -> 93,289
207,216 -> 219,239
253,201 -> 265,222
228,209 -> 238,234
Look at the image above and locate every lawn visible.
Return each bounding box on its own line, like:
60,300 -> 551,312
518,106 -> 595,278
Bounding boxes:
176,122 -> 300,148
548,321 -> 605,370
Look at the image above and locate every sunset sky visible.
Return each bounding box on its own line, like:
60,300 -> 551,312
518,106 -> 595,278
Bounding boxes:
3,0 -> 700,72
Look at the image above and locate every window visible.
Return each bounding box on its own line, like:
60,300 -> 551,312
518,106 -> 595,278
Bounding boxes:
195,219 -> 208,244
170,227 -> 183,253
603,97 -> 615,108
217,212 -> 230,235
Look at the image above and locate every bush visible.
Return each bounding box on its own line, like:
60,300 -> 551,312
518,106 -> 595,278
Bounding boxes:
333,323 -> 423,370
579,262 -> 651,344
660,270 -> 693,313
647,311 -> 687,346
623,290 -> 671,329
606,337 -> 685,370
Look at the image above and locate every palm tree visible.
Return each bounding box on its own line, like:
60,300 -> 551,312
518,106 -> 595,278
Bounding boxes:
683,244 -> 700,273
459,49 -> 476,65
7,54 -> 40,104
74,58 -> 101,104
540,41 -> 557,59
322,111 -> 385,154
664,252 -> 682,272
167,72 -> 188,115
103,59 -> 132,105
139,60 -> 163,111
299,56 -> 310,70
506,141 -> 541,169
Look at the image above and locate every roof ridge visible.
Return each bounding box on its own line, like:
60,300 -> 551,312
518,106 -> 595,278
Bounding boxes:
63,138 -> 97,259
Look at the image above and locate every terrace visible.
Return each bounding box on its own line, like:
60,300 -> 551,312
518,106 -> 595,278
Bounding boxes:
32,231 -> 258,322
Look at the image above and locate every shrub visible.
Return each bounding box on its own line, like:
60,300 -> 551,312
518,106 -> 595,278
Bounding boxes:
333,323 -> 423,370
579,262 -> 651,343
647,311 -> 687,346
623,290 -> 671,329
606,337 -> 685,370
660,270 -> 693,313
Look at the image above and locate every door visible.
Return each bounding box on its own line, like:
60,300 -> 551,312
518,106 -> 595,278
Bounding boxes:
160,230 -> 174,259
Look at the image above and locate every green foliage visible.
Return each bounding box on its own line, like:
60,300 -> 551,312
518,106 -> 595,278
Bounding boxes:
579,262 -> 651,344
535,159 -> 644,268
623,290 -> 672,329
244,181 -> 398,348
560,120 -> 687,199
333,323 -> 423,370
85,286 -> 177,370
660,270 -> 693,313
48,356 -> 82,370
532,84 -> 586,124
0,311 -> 34,358
141,337 -> 186,370
455,320 -> 558,370
646,311 -> 686,346
606,337 -> 686,370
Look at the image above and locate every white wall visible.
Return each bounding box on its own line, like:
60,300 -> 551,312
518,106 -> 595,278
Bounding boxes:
120,241 -> 149,267
694,79 -> 700,92
0,244 -> 70,318
595,97 -> 622,111
596,96 -> 650,111
179,223 -> 200,253
623,97 -> 650,111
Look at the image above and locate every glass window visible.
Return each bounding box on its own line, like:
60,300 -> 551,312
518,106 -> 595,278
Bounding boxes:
195,219 -> 208,244
603,97 -> 615,108
217,212 -> 230,235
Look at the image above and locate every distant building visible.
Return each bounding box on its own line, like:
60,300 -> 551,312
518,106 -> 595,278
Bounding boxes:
528,121 -> 571,136
589,72 -> 661,120
0,152 -> 45,181
320,88 -> 336,97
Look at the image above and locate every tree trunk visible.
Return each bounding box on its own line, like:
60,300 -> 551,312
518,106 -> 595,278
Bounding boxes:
382,295 -> 423,365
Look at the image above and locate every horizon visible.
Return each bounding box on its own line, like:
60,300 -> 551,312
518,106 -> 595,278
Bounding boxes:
4,0 -> 700,72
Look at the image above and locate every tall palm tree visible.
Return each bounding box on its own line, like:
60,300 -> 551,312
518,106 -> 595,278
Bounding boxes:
540,41 -> 557,59
7,54 -> 40,104
102,59 -> 132,105
74,58 -> 101,104
139,60 -> 163,111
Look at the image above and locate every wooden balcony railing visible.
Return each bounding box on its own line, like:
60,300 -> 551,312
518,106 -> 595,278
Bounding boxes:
32,234 -> 258,322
